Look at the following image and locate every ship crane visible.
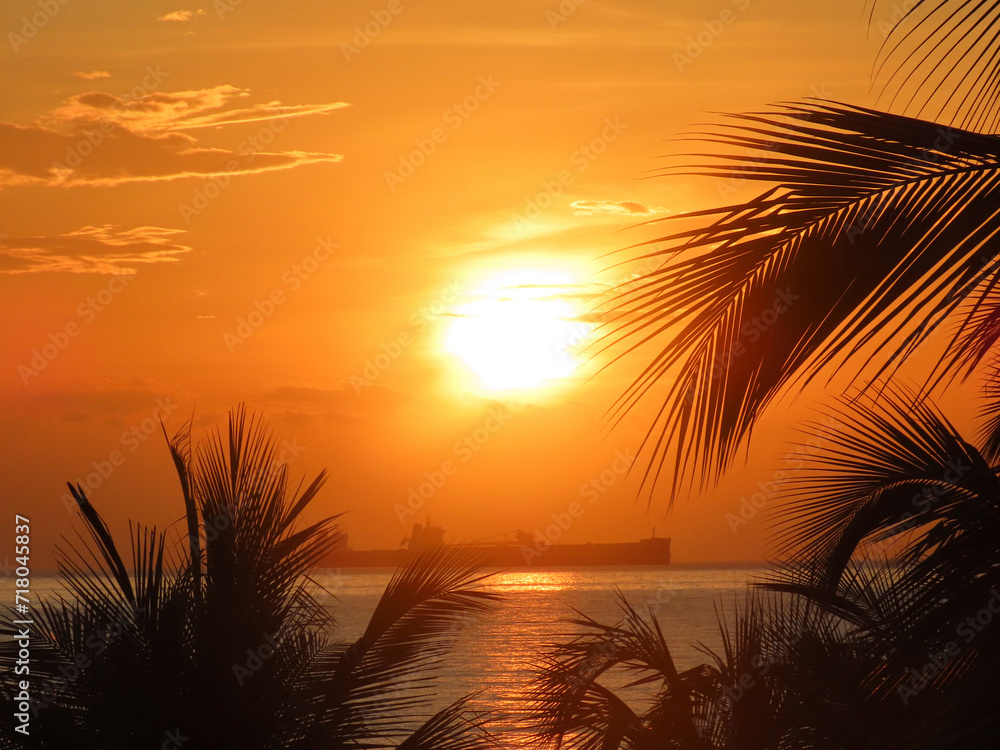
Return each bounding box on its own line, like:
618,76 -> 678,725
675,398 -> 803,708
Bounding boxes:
476,529 -> 523,542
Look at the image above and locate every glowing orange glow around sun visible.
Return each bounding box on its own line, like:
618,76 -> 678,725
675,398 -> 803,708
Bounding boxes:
445,269 -> 592,392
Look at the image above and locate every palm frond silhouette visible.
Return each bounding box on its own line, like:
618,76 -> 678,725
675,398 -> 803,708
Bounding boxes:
872,0 -> 1000,131
527,2 -> 1000,746
0,406 -> 499,750
609,101 -> 1000,500
526,391 -> 1000,747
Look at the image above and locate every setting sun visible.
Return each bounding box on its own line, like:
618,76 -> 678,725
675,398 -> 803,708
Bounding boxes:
445,270 -> 591,391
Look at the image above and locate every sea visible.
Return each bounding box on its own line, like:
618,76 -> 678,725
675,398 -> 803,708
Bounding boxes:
4,564 -> 766,737
310,564 -> 767,722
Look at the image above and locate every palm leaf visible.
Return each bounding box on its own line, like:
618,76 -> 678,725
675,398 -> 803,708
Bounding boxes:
162,414 -> 201,604
191,406 -> 341,663
525,594 -> 712,749
770,384 -> 998,581
306,544 -> 500,745
871,0 -> 1000,132
396,697 -> 498,750
977,362 -> 1000,462
0,406 -> 363,748
65,483 -> 135,607
758,388 -> 1000,747
606,101 -> 1000,501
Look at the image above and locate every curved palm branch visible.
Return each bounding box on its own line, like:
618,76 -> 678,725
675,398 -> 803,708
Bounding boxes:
607,101 -> 1000,501
770,384 -> 1000,584
871,0 -> 1000,132
162,413 -> 201,603
304,544 -> 500,746
525,593 -> 720,749
396,697 -> 498,750
763,553 -> 1000,749
0,407 -> 500,749
525,588 -> 874,749
526,564 -> 1000,749
761,388 -> 1000,746
977,362 -> 1000,462
191,407 -> 339,665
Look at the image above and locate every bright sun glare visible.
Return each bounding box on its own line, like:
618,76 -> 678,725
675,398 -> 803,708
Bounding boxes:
445,269 -> 591,392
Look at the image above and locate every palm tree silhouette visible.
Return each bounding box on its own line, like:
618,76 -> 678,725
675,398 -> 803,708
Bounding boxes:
602,1 -> 1000,503
763,385 -> 1000,748
526,387 -> 1000,748
525,586 -> 873,749
526,3 -> 1000,747
0,407 -> 499,749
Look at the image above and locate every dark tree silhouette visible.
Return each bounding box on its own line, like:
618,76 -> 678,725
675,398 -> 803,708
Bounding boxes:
0,407 -> 499,750
526,389 -> 1000,748
601,0 -> 1000,504
526,2 -> 1000,747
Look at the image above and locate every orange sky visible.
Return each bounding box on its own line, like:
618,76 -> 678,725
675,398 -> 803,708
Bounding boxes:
2,1 -> 930,569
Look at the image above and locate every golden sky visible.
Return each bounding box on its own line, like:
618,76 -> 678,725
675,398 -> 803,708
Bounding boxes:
1,1 -> 897,568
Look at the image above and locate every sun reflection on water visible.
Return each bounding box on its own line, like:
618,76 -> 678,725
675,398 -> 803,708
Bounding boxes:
487,570 -> 578,594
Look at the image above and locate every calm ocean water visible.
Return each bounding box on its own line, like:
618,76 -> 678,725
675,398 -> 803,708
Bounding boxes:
4,565 -> 765,733
310,564 -> 767,724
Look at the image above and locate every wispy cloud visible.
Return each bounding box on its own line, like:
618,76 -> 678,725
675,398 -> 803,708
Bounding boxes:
0,86 -> 348,189
171,99 -> 355,130
157,9 -> 205,22
571,199 -> 668,216
0,225 -> 192,275
0,376 -> 194,424
41,84 -> 348,134
72,70 -> 112,80
265,383 -> 409,425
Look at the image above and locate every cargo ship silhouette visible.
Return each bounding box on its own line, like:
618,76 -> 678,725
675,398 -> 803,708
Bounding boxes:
322,520 -> 671,568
